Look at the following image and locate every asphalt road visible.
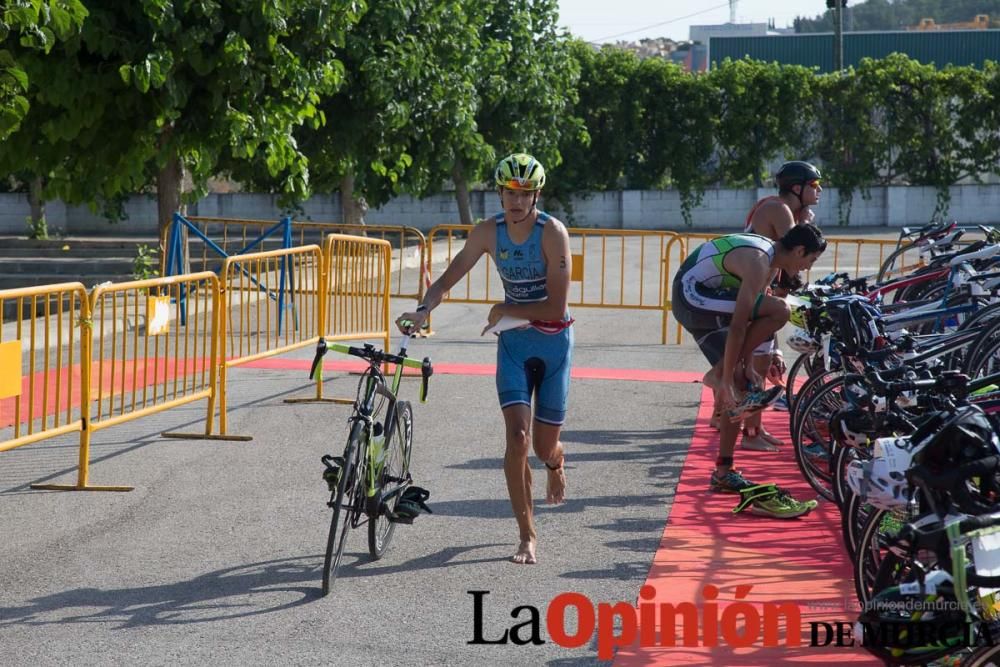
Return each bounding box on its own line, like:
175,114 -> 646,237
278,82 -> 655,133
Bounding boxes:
0,297 -> 706,666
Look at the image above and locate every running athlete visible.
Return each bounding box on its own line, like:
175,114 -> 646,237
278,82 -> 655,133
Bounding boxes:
738,161 -> 823,450
672,224 -> 826,518
396,153 -> 573,564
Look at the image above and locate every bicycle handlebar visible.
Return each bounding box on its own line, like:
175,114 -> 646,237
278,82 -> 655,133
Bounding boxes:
864,368 -> 969,399
308,336 -> 434,402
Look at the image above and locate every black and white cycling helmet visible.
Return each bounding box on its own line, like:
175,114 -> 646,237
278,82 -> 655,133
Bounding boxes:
775,161 -> 821,193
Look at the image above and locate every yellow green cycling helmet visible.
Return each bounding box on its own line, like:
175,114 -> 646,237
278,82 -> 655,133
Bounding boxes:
495,153 -> 546,191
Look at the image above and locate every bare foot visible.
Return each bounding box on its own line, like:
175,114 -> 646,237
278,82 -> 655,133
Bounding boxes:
759,429 -> 786,447
546,464 -> 566,504
512,540 -> 537,564
702,369 -> 721,390
740,434 -> 780,452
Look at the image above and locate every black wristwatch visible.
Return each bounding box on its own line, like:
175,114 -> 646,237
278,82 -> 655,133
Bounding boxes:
416,304 -> 428,313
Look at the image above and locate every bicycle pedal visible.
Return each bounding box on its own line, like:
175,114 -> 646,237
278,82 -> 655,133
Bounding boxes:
322,456 -> 345,491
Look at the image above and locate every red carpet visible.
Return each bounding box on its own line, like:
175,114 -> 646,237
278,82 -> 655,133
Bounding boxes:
612,387 -> 879,666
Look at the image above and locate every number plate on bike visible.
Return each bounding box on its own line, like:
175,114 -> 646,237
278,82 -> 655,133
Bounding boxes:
973,529 -> 1000,577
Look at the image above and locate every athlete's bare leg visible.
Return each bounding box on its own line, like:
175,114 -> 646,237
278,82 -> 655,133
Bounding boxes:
503,404 -> 537,564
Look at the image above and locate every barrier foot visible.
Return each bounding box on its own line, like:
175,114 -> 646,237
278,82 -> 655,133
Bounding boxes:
283,397 -> 354,405
30,483 -> 134,492
160,432 -> 254,441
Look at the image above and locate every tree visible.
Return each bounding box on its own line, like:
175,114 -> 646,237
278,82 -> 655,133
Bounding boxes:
545,41 -> 640,211
463,0 -> 580,225
263,0 -> 484,226
795,0 -> 1000,33
810,65 -> 886,224
0,0 -> 87,139
708,59 -> 817,188
4,1 -> 363,239
627,57 -> 716,226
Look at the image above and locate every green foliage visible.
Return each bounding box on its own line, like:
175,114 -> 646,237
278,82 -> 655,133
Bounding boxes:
25,214 -> 47,239
132,243 -> 158,280
0,0 -> 87,138
808,54 -> 1000,223
469,0 -> 581,195
547,43 -> 642,194
2,0 -> 364,225
708,59 -> 818,188
626,58 -> 716,225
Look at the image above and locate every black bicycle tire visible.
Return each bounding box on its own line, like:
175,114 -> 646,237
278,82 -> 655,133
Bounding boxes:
831,442 -> 855,509
960,645 -> 1000,666
964,316 -> 1000,376
322,427 -> 363,596
789,369 -> 842,440
840,491 -> 862,563
853,506 -> 888,605
792,375 -> 850,501
784,352 -> 811,411
368,401 -> 413,559
876,243 -> 918,284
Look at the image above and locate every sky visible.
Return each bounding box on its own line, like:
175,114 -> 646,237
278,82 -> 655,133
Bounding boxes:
556,0 -> 827,44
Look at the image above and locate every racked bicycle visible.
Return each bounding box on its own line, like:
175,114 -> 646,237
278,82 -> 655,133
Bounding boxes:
308,334 -> 433,596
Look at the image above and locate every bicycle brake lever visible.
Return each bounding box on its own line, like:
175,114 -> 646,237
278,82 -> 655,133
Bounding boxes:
420,357 -> 433,402
309,337 -> 328,380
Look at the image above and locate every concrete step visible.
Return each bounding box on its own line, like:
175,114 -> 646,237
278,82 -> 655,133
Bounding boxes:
0,235 -> 159,248
0,246 -> 150,258
0,273 -> 132,291
0,257 -> 136,274
0,274 -> 128,320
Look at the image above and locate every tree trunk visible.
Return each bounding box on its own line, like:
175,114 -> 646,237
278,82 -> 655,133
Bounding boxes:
157,151 -> 183,240
452,156 -> 473,226
157,138 -> 185,271
28,176 -> 47,239
340,171 -> 369,236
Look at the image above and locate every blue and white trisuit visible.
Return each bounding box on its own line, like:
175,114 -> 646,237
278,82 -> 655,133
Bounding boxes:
492,212 -> 574,426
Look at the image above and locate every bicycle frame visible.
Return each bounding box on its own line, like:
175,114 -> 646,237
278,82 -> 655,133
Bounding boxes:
351,363 -> 411,522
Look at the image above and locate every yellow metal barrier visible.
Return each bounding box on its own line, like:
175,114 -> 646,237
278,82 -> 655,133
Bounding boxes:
663,235 -> 688,344
425,224 -> 682,342
0,283 -> 89,456
322,234 -> 392,349
215,245 -> 324,435
173,216 -> 427,300
2,234 -> 395,488
30,273 -> 221,491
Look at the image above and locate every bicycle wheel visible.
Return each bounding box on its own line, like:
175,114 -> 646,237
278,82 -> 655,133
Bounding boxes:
789,369 -> 842,442
961,645 -> 1000,666
876,242 -> 918,284
853,505 -> 917,605
322,425 -> 365,597
784,352 -> 815,411
792,375 -> 850,501
840,492 -> 869,563
368,401 -> 413,559
831,442 -> 856,509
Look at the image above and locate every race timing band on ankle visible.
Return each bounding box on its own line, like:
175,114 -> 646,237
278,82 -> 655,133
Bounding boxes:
716,455 -> 733,467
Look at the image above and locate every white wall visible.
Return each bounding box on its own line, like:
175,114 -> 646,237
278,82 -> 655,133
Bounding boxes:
1,185 -> 999,236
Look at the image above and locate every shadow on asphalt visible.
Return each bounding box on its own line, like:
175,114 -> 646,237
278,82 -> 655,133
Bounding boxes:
428,494 -> 671,520
0,383 -> 317,494
0,543 -> 511,628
